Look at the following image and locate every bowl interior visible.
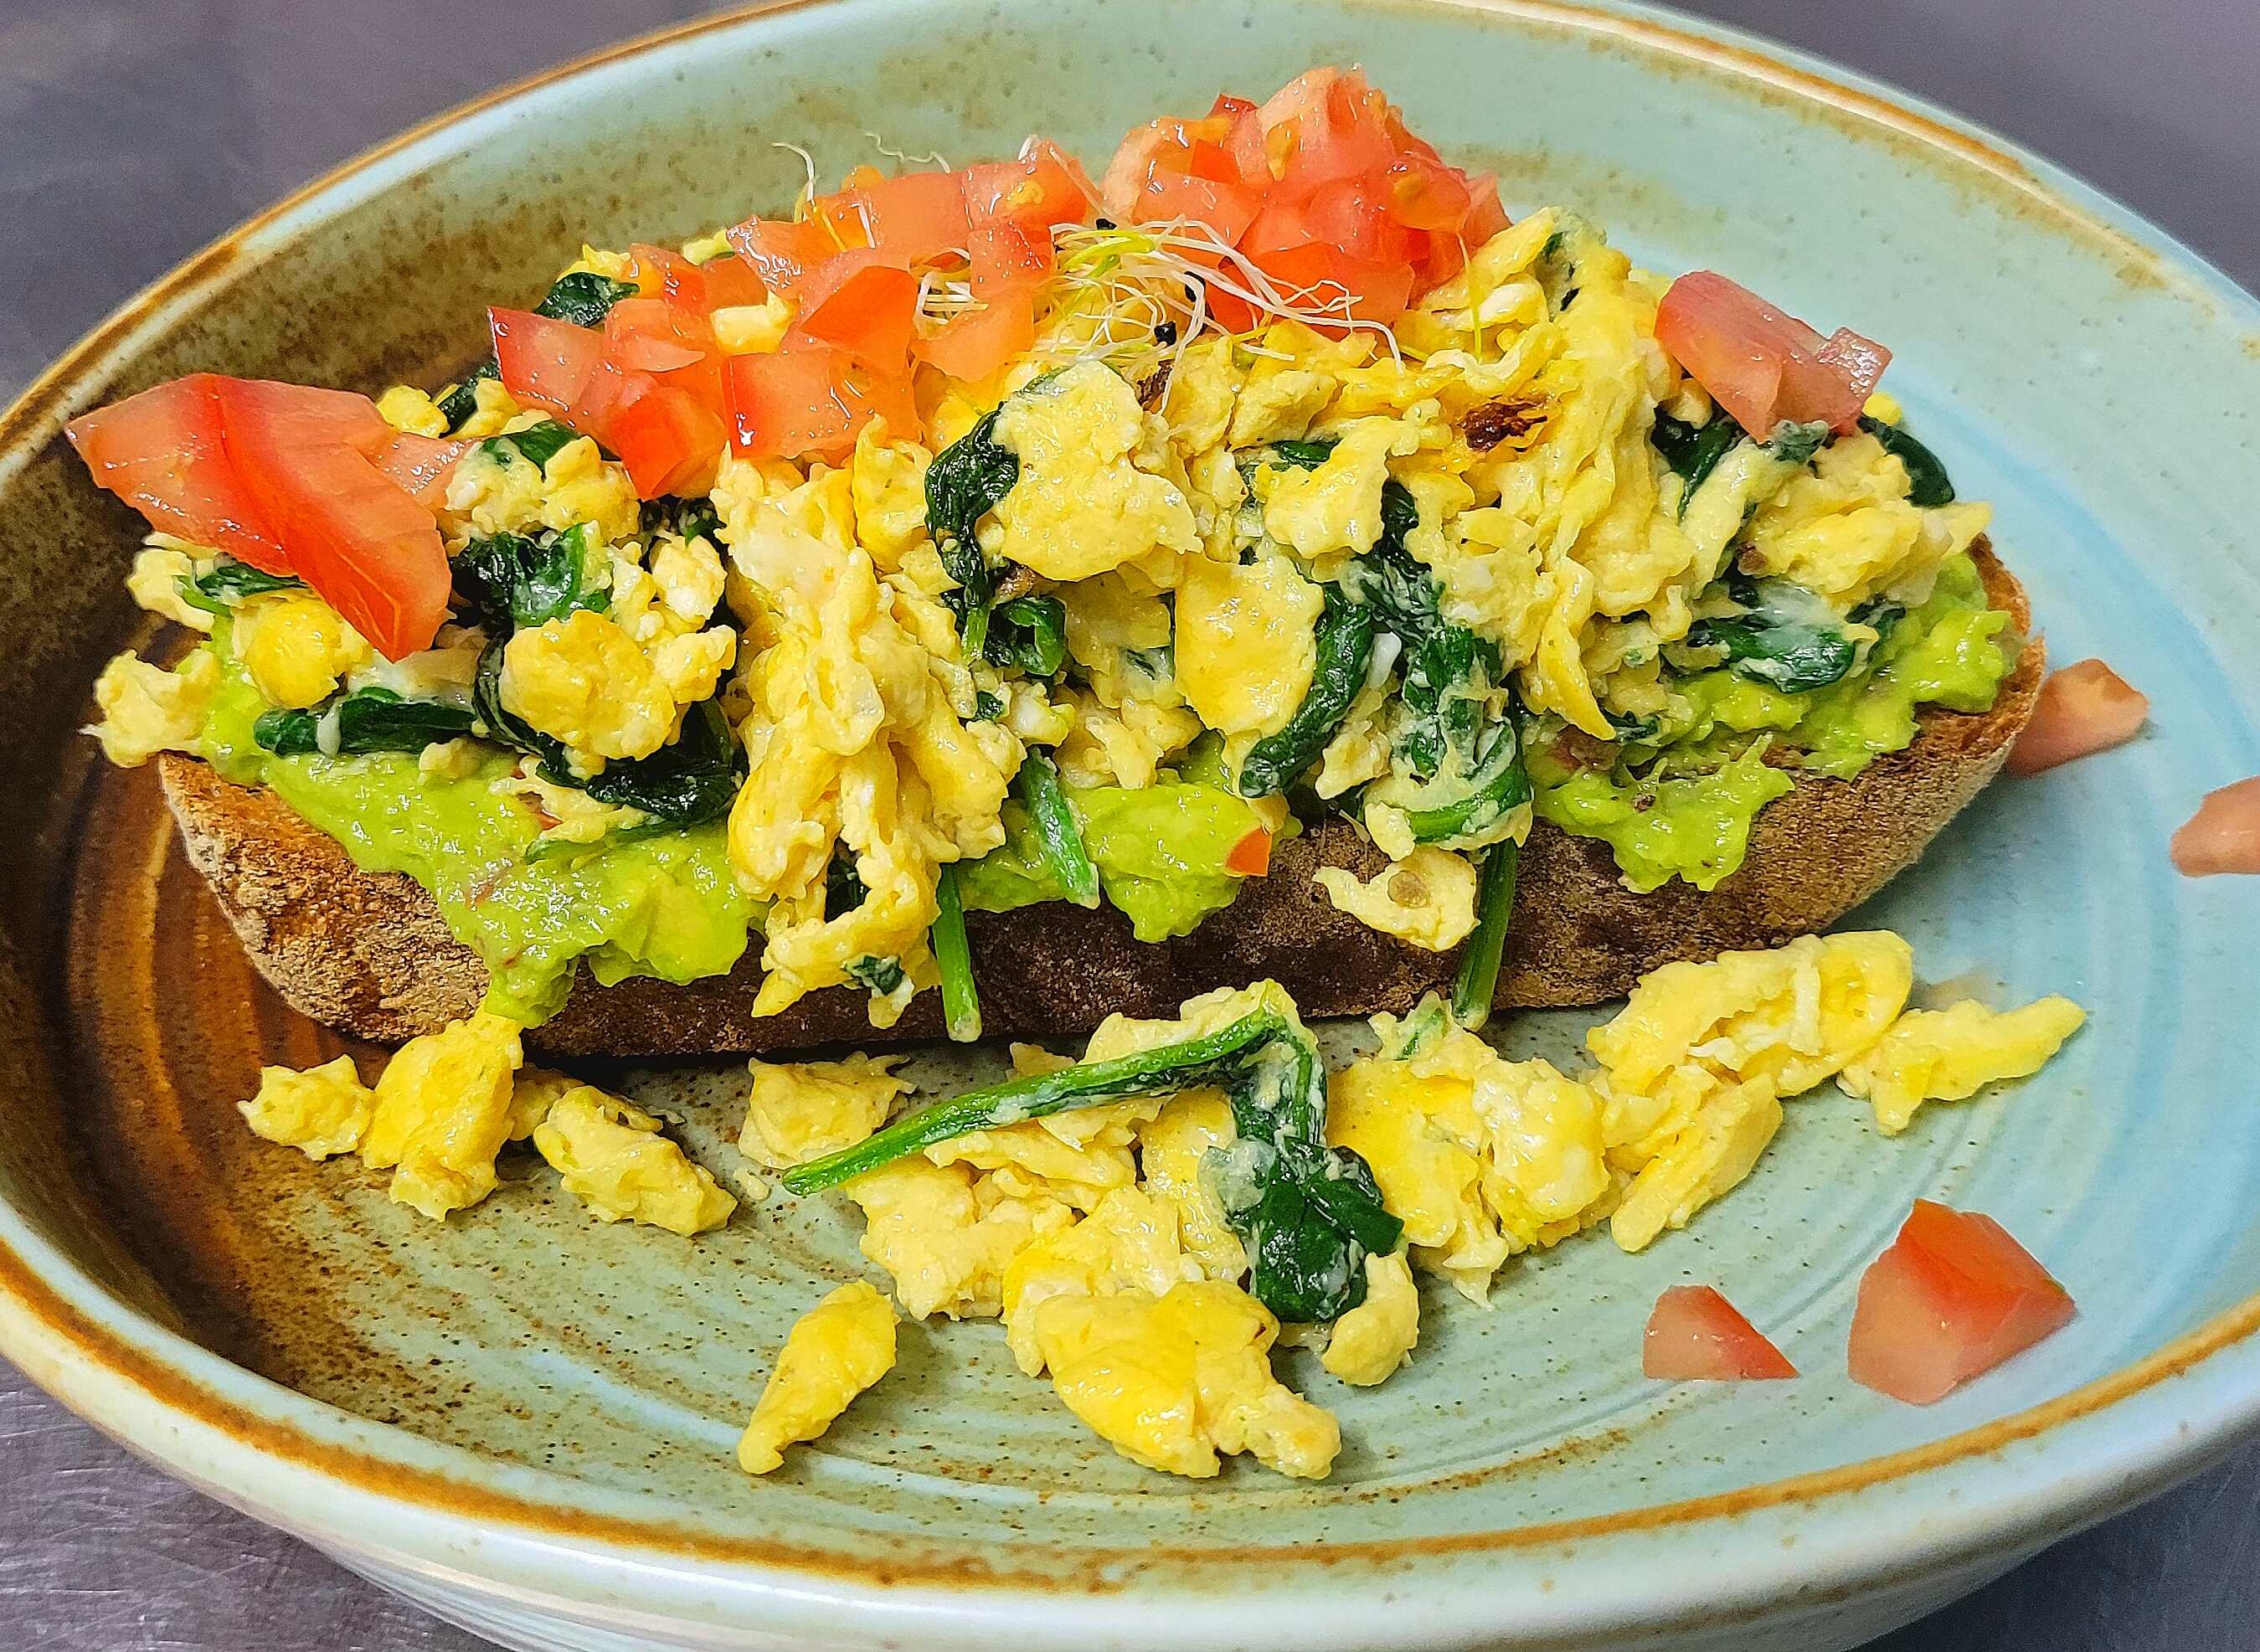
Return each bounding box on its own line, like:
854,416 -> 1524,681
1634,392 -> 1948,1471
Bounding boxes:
5,0 -> 2260,1599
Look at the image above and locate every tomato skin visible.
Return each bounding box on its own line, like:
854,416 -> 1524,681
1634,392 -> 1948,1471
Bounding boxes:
816,167 -> 970,265
490,306 -> 615,426
913,291 -> 1037,383
211,378 -> 451,660
65,374 -> 290,572
1223,826 -> 1273,877
1245,238 -> 1414,329
1643,1286 -> 1797,1381
1848,1200 -> 2074,1405
726,216 -> 835,297
370,431 -> 472,510
2170,776 -> 2260,877
1655,271 -> 1881,435
789,255 -> 921,372
606,383 -> 728,499
725,346 -> 917,465
2007,659 -> 2149,776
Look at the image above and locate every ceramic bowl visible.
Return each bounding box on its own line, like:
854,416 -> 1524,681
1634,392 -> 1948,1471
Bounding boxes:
3,3 -> 2257,1649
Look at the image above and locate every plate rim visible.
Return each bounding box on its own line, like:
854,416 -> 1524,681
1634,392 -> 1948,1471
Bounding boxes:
3,0 -> 2257,1641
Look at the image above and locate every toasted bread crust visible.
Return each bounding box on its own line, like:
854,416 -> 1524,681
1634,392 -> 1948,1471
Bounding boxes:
157,546 -> 2040,1055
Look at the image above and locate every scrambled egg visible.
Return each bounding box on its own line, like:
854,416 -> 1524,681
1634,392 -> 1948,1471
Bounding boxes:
533,1086 -> 738,1234
739,1054 -> 909,1169
360,1009 -> 525,1220
239,1018 -> 735,1233
1840,996 -> 2087,1135
234,590 -> 373,710
126,542 -> 214,631
988,361 -> 1200,583
1174,550 -> 1321,740
738,1279 -> 898,1474
1033,1279 -> 1340,1480
441,430 -> 641,547
502,609 -> 696,770
239,1054 -> 373,1160
1312,847 -> 1480,950
1320,1250 -> 1421,1386
1336,929 -> 2084,1300
86,648 -> 217,767
717,450 -> 1018,1019
845,1157 -> 1075,1320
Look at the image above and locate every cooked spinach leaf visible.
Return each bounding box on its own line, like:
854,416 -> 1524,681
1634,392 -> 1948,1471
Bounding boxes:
471,640 -> 739,826
982,594 -> 1068,677
1686,574 -> 1859,692
925,406 -> 1018,636
1449,843 -> 1519,1031
825,847 -> 868,919
1650,409 -> 1743,512
535,270 -> 641,330
253,687 -> 476,758
972,690 -> 1006,722
1013,749 -> 1100,907
1859,414 -> 1956,507
932,864 -> 981,1042
175,558 -> 303,616
780,1001 -> 1400,1323
1765,419 -> 1831,467
845,955 -> 906,994
1239,589 -> 1377,797
639,493 -> 724,545
451,523 -> 605,631
481,419 -> 580,472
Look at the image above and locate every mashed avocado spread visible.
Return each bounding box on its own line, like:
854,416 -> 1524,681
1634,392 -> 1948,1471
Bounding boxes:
1530,553 -> 2017,893
195,629 -> 753,1022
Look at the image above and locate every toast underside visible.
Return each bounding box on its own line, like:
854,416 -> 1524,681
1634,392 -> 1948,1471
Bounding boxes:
156,545 -> 2041,1055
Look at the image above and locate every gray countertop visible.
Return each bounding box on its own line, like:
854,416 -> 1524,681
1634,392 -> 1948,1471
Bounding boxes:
3,3 -> 2255,1647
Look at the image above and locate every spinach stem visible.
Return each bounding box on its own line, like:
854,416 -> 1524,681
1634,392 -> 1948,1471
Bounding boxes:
933,863 -> 982,1044
781,1009 -> 1290,1192
1015,750 -> 1100,907
1451,841 -> 1520,1030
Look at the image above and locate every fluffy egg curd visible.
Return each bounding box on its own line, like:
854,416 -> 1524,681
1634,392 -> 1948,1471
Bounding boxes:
79,65 -> 2019,1045
80,68 -> 2077,1481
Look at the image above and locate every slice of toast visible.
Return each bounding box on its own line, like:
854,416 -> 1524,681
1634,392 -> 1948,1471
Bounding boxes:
157,546 -> 2040,1056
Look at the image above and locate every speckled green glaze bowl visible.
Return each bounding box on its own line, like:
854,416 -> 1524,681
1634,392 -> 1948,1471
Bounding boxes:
4,3 -> 2259,1649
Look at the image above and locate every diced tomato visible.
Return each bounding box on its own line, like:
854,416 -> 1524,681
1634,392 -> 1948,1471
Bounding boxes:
1848,1200 -> 2075,1405
1655,271 -> 1885,435
1643,1285 -> 1797,1381
369,431 -> 471,510
1223,826 -> 1273,877
2008,659 -> 2150,776
490,306 -> 618,429
625,242 -> 711,317
816,167 -> 970,265
725,345 -> 917,465
966,142 -> 1094,237
65,375 -> 289,572
603,298 -> 713,373
605,382 -> 728,499
698,255 -> 771,311
913,290 -> 1037,383
1295,177 -> 1418,267
968,220 -> 1055,295
1376,153 -> 1475,233
790,256 -> 921,371
1245,238 -> 1414,329
2170,776 -> 2260,877
726,216 -> 836,298
211,379 -> 450,659
1816,327 -> 1892,409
